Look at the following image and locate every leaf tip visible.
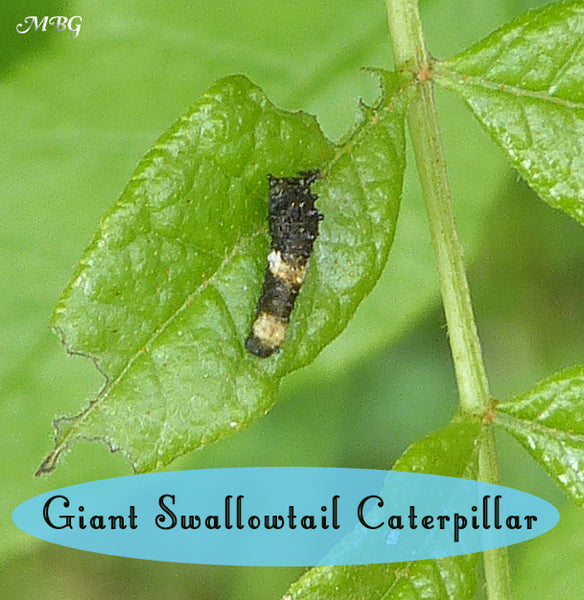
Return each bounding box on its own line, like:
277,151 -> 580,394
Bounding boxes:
36,436 -> 68,477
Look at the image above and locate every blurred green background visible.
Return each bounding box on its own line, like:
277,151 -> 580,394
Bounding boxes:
2,0 -> 583,598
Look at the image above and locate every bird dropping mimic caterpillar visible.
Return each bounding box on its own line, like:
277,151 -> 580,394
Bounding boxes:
246,170 -> 323,358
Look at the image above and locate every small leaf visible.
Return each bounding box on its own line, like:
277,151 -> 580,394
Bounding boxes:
39,72 -> 407,474
282,422 -> 481,600
434,1 -> 584,225
495,364 -> 584,505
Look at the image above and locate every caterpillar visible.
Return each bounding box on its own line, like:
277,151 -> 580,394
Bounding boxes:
246,170 -> 323,358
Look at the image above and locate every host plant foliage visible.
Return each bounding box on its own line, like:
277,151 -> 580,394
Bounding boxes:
40,1 -> 584,599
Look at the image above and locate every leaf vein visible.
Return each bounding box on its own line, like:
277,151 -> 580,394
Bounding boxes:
436,68 -> 584,111
548,36 -> 584,90
495,410 -> 584,444
55,226 -> 263,454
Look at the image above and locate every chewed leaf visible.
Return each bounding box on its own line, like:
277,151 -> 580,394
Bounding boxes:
39,72 -> 407,474
434,1 -> 584,225
495,364 -> 584,505
282,422 -> 481,600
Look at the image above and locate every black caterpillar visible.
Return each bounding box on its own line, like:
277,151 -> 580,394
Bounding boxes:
246,170 -> 323,358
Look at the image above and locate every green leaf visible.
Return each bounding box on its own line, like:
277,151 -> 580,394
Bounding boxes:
282,422 -> 481,600
39,71 -> 406,475
434,0 -> 584,225
495,364 -> 584,505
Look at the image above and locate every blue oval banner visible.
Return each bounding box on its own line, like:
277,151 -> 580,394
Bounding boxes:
13,468 -> 558,566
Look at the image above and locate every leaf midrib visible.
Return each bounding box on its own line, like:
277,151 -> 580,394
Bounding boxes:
56,225 -> 265,449
495,409 -> 584,444
435,65 -> 584,112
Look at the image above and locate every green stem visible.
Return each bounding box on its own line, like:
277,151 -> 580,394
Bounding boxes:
384,1 -> 512,599
387,4 -> 488,418
479,426 -> 514,599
